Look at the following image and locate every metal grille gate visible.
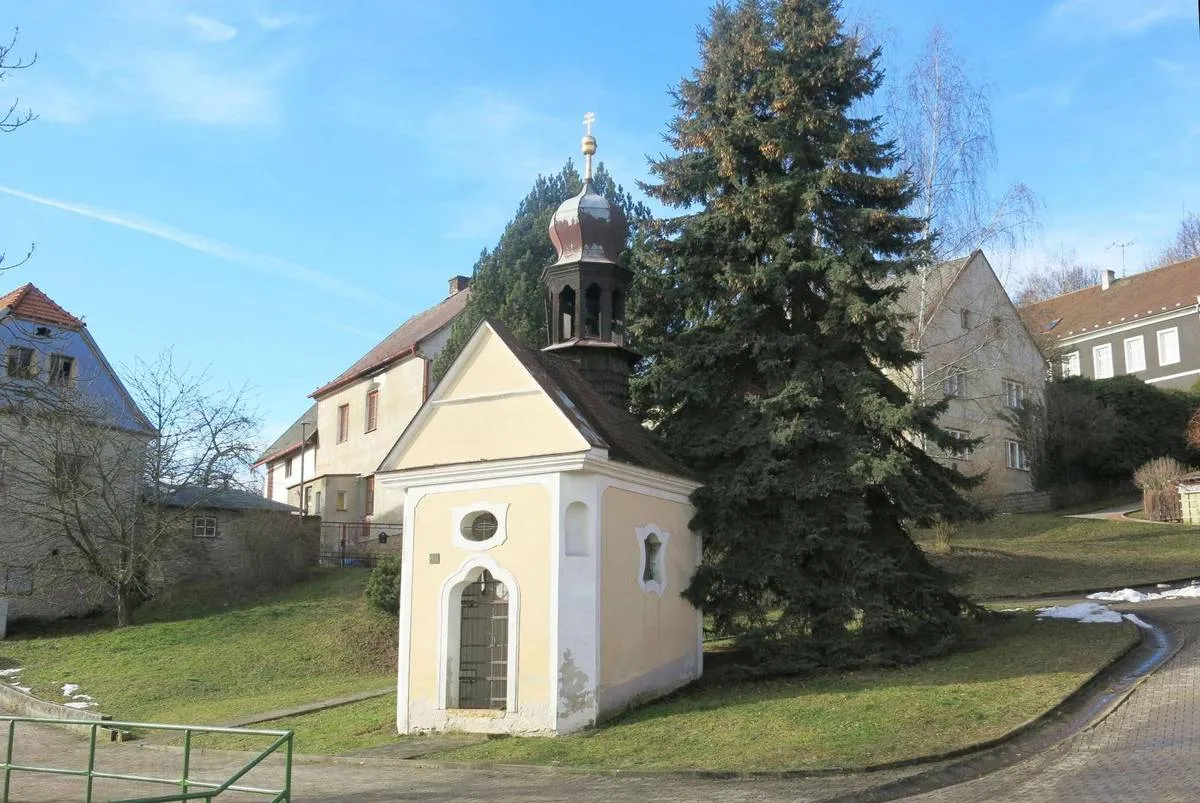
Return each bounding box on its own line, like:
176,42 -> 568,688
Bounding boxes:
458,570 -> 509,710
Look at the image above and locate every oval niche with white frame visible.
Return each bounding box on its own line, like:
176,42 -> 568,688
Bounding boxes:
451,502 -> 510,551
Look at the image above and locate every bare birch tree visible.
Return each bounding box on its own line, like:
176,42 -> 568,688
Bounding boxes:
1015,248 -> 1096,305
0,349 -> 260,626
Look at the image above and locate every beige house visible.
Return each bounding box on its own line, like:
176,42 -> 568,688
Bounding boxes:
898,250 -> 1047,505
255,277 -> 470,552
379,139 -> 703,736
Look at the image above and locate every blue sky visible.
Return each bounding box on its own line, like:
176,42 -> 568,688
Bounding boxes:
1,0 -> 1197,443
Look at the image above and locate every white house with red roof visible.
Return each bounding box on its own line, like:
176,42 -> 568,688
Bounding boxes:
0,283 -> 154,622
254,277 -> 471,540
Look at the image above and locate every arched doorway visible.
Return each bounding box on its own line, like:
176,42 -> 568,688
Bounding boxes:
458,570 -> 509,710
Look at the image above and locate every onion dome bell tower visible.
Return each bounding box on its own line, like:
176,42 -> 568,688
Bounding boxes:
542,113 -> 640,410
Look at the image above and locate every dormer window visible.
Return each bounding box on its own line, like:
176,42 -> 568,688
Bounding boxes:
34,326 -> 51,338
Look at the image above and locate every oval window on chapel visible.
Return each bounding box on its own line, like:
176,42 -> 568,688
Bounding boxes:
461,511 -> 499,542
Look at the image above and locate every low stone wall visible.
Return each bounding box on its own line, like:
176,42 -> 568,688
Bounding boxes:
0,681 -> 109,735
988,490 -> 1053,515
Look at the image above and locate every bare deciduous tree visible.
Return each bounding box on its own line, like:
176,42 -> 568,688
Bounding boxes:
0,349 -> 261,626
0,27 -> 36,272
1015,248 -> 1097,306
889,26 -> 1040,267
1154,212 -> 1200,268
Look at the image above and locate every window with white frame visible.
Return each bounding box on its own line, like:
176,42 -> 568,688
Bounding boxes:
451,503 -> 509,551
1158,327 -> 1181,367
192,515 -> 217,538
1005,440 -> 1030,471
942,369 -> 967,398
1062,351 -> 1080,377
1002,379 -> 1025,409
284,457 -> 293,479
1124,336 -> 1146,373
5,346 -> 34,379
635,524 -> 670,596
48,353 -> 74,386
336,490 -> 347,511
1093,344 -> 1113,379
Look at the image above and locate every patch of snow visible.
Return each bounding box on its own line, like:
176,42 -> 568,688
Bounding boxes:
62,701 -> 95,709
1088,589 -> 1150,603
1036,602 -> 1125,624
1088,585 -> 1200,604
61,683 -> 80,697
1123,613 -> 1153,629
1157,583 -> 1170,589
11,684 -> 32,694
71,694 -> 93,701
0,668 -> 22,677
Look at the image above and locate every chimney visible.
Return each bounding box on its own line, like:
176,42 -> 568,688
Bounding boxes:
1100,269 -> 1115,291
448,275 -> 470,297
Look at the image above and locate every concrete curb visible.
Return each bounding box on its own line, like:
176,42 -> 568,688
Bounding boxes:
0,677 -> 110,737
215,687 -> 395,728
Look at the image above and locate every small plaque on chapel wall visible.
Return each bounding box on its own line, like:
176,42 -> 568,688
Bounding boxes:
428,553 -> 440,565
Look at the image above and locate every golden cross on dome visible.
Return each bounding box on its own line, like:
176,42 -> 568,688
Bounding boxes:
581,112 -> 597,180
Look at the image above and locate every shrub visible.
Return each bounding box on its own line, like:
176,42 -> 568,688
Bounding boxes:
364,555 -> 402,616
1133,457 -> 1190,490
1134,457 -> 1191,522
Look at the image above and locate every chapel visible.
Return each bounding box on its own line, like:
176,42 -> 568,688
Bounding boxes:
376,120 -> 704,735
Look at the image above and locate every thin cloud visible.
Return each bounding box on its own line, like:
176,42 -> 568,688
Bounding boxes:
1043,0 -> 1190,39
0,185 -> 396,312
184,14 -> 238,44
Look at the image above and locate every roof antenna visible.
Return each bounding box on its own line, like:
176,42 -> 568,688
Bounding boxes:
1106,240 -> 1134,277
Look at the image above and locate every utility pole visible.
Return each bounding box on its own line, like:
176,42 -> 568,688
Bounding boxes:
298,421 -> 308,515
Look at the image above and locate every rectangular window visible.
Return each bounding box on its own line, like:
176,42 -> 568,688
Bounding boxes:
1158,327 -> 1181,366
284,457 -> 293,478
48,353 -> 74,386
1093,343 -> 1114,379
265,467 -> 273,499
364,475 -> 375,516
365,389 -> 379,433
943,370 -> 966,398
1063,351 -> 1080,378
53,453 -> 84,495
1005,440 -> 1030,471
303,486 -> 312,514
3,566 -> 33,595
337,404 -> 350,443
1124,336 -> 1146,373
944,428 -> 970,459
6,346 -> 34,379
192,515 -> 217,538
315,490 -> 322,515
336,490 -> 348,512
1002,379 -> 1025,409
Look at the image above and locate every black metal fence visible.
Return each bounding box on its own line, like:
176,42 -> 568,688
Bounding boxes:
318,521 -> 402,569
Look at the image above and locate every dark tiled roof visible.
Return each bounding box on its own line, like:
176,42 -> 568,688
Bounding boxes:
1020,256 -> 1200,338
487,320 -> 695,480
163,485 -> 299,513
0,283 -> 85,328
254,404 -> 317,466
311,289 -> 469,398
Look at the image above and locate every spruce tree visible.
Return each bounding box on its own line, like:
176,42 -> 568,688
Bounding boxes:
630,0 -> 981,669
432,162 -> 649,381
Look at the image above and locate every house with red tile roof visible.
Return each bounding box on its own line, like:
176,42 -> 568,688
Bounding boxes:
1020,256 -> 1200,390
254,276 -> 470,538
0,283 -> 154,622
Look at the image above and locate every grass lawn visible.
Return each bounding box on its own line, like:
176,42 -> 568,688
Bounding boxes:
0,570 -> 395,725
916,513 -> 1200,599
420,616 -> 1134,772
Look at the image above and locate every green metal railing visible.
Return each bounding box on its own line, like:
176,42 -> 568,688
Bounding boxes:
1,716 -> 292,802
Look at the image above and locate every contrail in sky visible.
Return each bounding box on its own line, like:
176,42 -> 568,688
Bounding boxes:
0,184 -> 397,316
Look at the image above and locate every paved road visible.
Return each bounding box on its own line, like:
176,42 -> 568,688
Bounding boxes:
4,598 -> 1198,802
903,597 -> 1200,802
